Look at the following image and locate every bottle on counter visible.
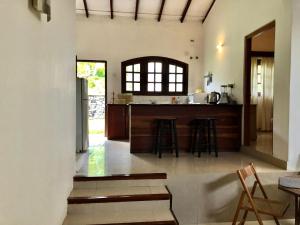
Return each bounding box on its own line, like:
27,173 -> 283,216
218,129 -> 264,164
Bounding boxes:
171,97 -> 176,104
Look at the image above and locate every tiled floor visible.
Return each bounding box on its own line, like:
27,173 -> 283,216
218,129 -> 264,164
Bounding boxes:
76,140 -> 283,177
74,141 -> 295,225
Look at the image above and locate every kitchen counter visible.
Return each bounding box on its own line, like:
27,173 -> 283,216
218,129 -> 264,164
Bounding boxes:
129,104 -> 243,153
129,103 -> 242,106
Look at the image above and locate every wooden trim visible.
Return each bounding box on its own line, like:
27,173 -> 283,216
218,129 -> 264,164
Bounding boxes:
169,209 -> 179,225
244,37 -> 252,146
121,56 -> 189,96
74,173 -> 167,181
83,0 -> 89,18
158,0 -> 166,22
110,0 -> 114,19
278,185 -> 300,197
250,51 -> 274,58
180,0 -> 192,23
68,193 -> 170,204
135,0 -> 140,21
241,148 -> 287,169
246,21 -> 276,39
76,59 -> 108,137
88,221 -> 177,225
202,0 -> 216,24
165,185 -> 173,209
243,21 -> 275,146
164,186 -> 179,225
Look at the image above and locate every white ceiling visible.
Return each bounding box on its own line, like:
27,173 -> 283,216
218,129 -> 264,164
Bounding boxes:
76,0 -> 215,22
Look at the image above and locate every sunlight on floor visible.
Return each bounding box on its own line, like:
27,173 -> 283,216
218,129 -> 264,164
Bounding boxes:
76,139 -> 285,177
87,145 -> 105,176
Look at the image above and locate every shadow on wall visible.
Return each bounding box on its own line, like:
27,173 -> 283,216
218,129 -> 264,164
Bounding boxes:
272,129 -> 288,162
28,0 -> 41,19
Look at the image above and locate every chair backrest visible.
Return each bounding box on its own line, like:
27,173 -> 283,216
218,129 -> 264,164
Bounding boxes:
238,163 -> 256,180
237,163 -> 268,199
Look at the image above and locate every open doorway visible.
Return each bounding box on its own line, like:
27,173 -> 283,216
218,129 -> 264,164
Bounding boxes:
244,21 -> 275,156
76,60 -> 107,148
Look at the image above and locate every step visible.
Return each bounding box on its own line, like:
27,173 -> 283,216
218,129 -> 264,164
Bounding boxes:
68,186 -> 171,214
73,173 -> 167,189
90,222 -> 177,225
63,207 -> 177,225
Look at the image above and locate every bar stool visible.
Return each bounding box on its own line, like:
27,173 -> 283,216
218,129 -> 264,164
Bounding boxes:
153,118 -> 179,158
190,118 -> 218,157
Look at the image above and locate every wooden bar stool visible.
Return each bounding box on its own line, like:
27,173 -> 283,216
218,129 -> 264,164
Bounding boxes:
190,118 -> 218,157
153,118 -> 179,158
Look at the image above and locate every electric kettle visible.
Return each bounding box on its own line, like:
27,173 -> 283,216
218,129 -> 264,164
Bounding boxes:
207,91 -> 221,104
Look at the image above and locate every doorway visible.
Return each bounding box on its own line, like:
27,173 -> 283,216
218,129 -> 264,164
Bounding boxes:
76,60 -> 107,147
244,21 -> 275,156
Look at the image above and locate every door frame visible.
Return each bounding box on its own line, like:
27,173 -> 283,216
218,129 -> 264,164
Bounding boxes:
76,59 -> 108,137
243,21 -> 275,146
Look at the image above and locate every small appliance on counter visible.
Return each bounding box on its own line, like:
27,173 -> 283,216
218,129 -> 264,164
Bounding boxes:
187,94 -> 194,104
207,91 -> 221,104
114,93 -> 133,104
228,84 -> 237,104
171,96 -> 181,104
219,85 -> 230,104
187,88 -> 206,104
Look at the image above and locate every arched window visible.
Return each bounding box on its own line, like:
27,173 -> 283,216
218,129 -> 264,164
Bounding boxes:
121,56 -> 188,96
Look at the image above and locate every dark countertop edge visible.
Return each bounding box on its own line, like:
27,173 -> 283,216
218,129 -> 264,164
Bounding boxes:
128,104 -> 243,107
108,103 -> 243,106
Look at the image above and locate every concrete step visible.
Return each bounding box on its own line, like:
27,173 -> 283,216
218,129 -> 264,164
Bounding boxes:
70,186 -> 169,198
73,173 -> 167,189
64,173 -> 178,225
67,186 -> 171,217
63,207 -> 177,225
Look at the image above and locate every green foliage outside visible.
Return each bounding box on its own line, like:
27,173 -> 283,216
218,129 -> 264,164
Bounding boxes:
77,62 -> 105,78
89,130 -> 104,135
77,61 -> 106,95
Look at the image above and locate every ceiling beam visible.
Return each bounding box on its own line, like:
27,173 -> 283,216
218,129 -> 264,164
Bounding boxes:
202,0 -> 216,24
83,0 -> 89,18
180,0 -> 192,23
157,0 -> 166,22
110,0 -> 114,19
135,0 -> 140,20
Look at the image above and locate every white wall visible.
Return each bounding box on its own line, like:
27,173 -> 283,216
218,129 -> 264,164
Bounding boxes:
203,0 -> 292,162
0,1 -> 75,225
76,15 -> 204,104
288,0 -> 300,169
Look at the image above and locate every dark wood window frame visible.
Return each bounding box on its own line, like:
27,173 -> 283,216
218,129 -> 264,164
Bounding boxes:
121,56 -> 188,96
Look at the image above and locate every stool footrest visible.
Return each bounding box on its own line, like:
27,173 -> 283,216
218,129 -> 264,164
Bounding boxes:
190,118 -> 218,158
153,119 -> 179,158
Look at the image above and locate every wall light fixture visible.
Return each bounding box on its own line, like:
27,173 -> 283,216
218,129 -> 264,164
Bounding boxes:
216,43 -> 224,51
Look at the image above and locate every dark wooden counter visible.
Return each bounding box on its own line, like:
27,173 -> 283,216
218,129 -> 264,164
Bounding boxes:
107,104 -> 129,140
129,104 -> 242,153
